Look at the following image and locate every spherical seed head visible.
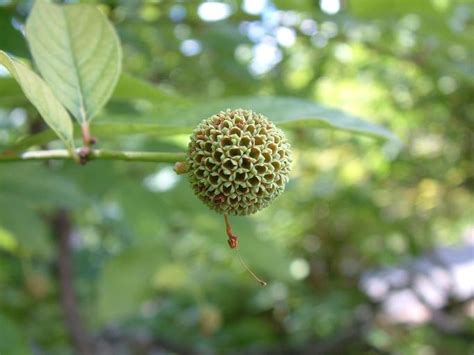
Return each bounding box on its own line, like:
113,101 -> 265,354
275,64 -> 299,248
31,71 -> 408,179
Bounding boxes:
187,109 -> 292,215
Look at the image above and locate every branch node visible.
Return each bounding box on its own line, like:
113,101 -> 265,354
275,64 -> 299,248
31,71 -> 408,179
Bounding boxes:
78,147 -> 91,165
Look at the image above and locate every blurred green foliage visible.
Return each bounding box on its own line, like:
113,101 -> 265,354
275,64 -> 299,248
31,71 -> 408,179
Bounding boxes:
0,0 -> 473,354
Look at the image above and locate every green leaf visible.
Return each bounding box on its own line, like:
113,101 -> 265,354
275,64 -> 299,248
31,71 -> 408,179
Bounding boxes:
0,51 -> 75,153
97,245 -> 166,323
0,314 -> 29,355
165,96 -> 398,142
112,73 -> 187,105
0,195 -> 50,257
109,78 -> 396,143
8,96 -> 399,151
0,165 -> 86,209
102,96 -> 398,142
25,0 -> 122,122
0,165 -> 84,256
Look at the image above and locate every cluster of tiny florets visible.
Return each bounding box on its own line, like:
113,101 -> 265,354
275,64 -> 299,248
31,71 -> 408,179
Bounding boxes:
187,109 -> 292,215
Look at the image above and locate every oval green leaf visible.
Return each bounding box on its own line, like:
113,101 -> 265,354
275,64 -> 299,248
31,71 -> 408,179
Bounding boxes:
100,96 -> 400,143
25,0 -> 122,122
113,73 -> 187,106
0,51 -> 75,153
156,96 -> 400,143
7,94 -> 400,151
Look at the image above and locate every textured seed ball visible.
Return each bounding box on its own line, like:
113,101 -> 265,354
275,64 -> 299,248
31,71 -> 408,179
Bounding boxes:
187,109 -> 292,215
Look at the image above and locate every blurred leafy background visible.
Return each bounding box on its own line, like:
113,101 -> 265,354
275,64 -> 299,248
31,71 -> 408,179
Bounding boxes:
0,0 -> 473,354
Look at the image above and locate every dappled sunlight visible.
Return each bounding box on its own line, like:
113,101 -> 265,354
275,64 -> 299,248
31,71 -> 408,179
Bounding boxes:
0,0 -> 472,354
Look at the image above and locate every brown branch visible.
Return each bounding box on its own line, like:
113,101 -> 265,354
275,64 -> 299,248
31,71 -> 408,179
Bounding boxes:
52,210 -> 93,355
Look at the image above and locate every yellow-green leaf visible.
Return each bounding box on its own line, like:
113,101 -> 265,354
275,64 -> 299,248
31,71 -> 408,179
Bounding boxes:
0,51 -> 75,153
25,0 -> 122,122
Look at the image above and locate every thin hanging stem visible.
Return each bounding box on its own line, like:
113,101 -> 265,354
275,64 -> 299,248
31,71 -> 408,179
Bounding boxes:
224,214 -> 267,287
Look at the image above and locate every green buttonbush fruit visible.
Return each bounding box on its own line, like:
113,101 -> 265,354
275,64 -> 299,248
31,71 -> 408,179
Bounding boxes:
187,109 -> 292,215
